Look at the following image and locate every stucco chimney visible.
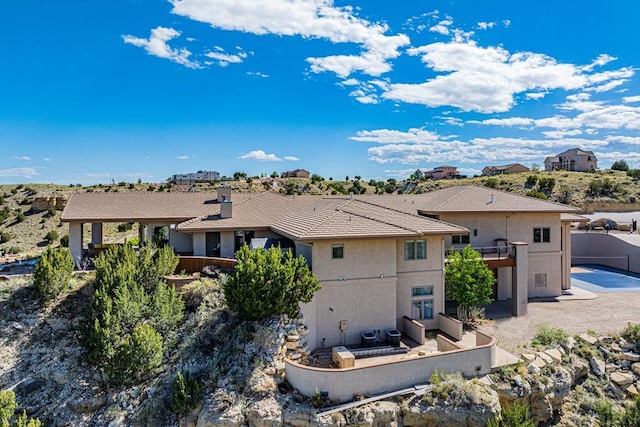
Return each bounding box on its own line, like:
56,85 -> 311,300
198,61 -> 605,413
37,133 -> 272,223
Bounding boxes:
217,185 -> 232,203
220,199 -> 233,218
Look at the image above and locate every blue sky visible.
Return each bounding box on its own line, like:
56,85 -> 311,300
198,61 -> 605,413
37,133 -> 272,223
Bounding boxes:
1,1 -> 640,184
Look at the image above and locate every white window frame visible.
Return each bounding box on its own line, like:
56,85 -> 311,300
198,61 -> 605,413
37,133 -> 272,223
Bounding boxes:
405,239 -> 427,260
411,285 -> 434,320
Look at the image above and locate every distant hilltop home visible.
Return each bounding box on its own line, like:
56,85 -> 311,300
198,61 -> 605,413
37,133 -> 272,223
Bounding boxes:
544,148 -> 597,172
171,170 -> 220,185
424,165 -> 461,180
281,169 -> 310,179
481,163 -> 530,176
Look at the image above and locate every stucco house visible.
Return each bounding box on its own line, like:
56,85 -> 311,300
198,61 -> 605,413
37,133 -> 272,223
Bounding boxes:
171,170 -> 220,184
544,148 -> 597,171
281,169 -> 310,179
482,163 -> 530,176
61,185 -> 579,350
423,165 -> 460,180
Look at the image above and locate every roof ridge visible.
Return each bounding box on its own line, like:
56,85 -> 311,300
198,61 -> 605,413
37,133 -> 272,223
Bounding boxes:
273,198 -> 351,239
340,201 -> 423,234
177,191 -> 269,228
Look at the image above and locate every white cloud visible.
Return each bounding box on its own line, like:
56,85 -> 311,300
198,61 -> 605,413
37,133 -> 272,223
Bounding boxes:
12,155 -> 31,161
239,150 -> 283,162
246,71 -> 269,78
476,22 -> 495,30
380,42 -> 632,113
0,167 -> 38,178
169,0 -> 410,77
123,26 -> 200,68
176,155 -> 189,160
585,79 -> 628,93
525,92 -> 547,100
473,117 -> 534,127
622,95 -> 640,104
582,53 -> 617,72
502,20 -> 511,28
43,157 -> 51,162
283,156 -> 299,161
205,46 -> 249,67
542,129 -> 582,139
429,19 -> 453,35
350,128 -> 442,144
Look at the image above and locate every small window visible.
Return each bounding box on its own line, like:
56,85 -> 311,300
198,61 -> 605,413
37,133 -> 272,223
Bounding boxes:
533,227 -> 551,243
411,299 -> 434,320
405,239 -> 426,260
412,286 -> 434,297
332,244 -> 344,259
452,235 -> 470,245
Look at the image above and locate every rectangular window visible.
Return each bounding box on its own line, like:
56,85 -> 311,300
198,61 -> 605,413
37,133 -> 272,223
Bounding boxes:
411,286 -> 434,320
452,235 -> 470,245
533,227 -> 551,243
405,239 -> 427,260
332,244 -> 344,259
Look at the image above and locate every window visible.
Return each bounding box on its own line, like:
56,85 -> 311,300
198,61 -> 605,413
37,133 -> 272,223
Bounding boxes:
411,286 -> 434,319
452,235 -> 470,245
331,244 -> 344,259
533,227 -> 551,243
405,239 -> 426,260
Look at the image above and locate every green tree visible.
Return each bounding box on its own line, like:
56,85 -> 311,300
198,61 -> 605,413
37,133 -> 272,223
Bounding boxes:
44,230 -> 59,243
445,245 -> 495,324
224,245 -> 320,321
0,389 -> 42,427
33,246 -> 74,303
487,401 -> 534,427
171,371 -> 202,417
611,160 -> 630,171
80,243 -> 183,386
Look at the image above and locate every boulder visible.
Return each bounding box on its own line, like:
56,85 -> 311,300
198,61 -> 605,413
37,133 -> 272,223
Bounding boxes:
622,352 -> 640,362
67,396 -> 108,413
544,349 -> 563,363
244,397 -> 283,427
610,371 -> 635,387
590,357 -> 606,376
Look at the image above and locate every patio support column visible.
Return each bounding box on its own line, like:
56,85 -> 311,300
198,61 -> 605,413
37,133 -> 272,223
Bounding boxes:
511,242 -> 528,316
91,223 -> 103,245
193,232 -> 206,256
69,222 -> 83,266
220,231 -> 235,258
561,222 -> 572,290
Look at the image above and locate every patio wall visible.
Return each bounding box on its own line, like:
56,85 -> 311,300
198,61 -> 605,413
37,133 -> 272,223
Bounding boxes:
437,313 -> 463,341
402,316 -> 424,345
285,331 -> 496,402
176,256 -> 237,274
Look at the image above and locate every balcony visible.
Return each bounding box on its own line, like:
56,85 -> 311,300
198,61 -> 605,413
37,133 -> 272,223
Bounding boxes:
446,244 -> 515,268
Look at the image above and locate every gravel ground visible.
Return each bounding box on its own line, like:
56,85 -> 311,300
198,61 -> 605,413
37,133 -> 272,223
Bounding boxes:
479,291 -> 640,353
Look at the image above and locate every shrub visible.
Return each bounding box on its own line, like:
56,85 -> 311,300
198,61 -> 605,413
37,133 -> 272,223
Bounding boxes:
537,177 -> 556,195
60,234 -> 69,247
526,190 -> 548,200
525,175 -> 539,186
117,222 -> 134,232
15,212 -> 25,223
44,230 -> 59,243
46,207 -> 56,218
1,388 -> 42,427
488,401 -> 534,427
618,396 -> 640,427
171,371 -> 203,416
627,169 -> 640,180
8,247 -> 20,255
80,243 -> 183,386
32,247 -> 74,303
485,178 -> 498,188
621,323 -> 640,347
532,325 -> 568,347
224,245 -> 320,321
0,231 -> 11,244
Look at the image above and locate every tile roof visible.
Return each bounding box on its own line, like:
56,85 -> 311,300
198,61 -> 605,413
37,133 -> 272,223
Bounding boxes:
358,186 -> 580,214
60,192 -> 256,222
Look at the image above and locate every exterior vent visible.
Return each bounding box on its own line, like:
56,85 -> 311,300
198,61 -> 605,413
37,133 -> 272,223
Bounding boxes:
534,273 -> 547,287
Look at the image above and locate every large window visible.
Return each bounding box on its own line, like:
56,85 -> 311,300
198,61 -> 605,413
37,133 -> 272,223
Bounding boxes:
452,235 -> 470,245
533,227 -> 551,243
332,244 -> 344,259
411,286 -> 434,319
405,239 -> 426,260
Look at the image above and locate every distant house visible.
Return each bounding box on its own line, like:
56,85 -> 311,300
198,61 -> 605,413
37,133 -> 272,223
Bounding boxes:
544,148 -> 597,172
281,169 -> 310,179
482,163 -> 530,176
171,170 -> 220,184
424,165 -> 460,180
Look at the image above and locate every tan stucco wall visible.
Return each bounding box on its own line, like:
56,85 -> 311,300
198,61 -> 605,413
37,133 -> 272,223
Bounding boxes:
169,228 -> 192,253
312,278 -> 397,348
311,239 -> 396,282
285,331 -> 496,402
572,232 -> 639,272
527,252 -> 562,297
192,232 -> 206,256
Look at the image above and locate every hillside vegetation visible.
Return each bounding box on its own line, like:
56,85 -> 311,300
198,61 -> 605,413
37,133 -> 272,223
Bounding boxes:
2,169 -> 640,261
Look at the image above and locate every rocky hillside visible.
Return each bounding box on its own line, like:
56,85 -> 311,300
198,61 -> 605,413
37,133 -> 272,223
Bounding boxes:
1,272 -> 639,426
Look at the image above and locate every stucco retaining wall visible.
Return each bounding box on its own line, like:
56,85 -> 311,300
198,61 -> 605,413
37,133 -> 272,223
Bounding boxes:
572,232 -> 640,273
402,316 -> 424,345
285,331 -> 496,402
437,313 -> 463,341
